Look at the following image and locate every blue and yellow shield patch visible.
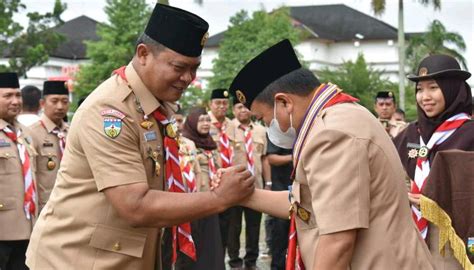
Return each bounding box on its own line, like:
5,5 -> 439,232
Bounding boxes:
103,118 -> 122,139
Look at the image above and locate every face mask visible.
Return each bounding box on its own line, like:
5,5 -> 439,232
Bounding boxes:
267,102 -> 297,149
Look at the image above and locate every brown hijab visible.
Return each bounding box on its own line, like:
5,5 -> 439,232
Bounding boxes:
182,107 -> 217,151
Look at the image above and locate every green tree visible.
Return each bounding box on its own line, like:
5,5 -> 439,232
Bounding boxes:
318,53 -> 397,110
406,19 -> 467,73
0,0 -> 24,53
209,7 -> 302,91
371,0 -> 441,110
74,0 -> 151,99
0,0 -> 67,77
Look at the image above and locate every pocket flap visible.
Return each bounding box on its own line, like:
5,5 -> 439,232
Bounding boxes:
0,197 -> 16,211
89,224 -> 147,258
39,147 -> 58,157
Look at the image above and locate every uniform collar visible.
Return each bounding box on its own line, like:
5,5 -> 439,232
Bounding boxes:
124,63 -> 178,118
40,114 -> 68,133
209,111 -> 229,125
232,118 -> 253,129
0,118 -> 19,130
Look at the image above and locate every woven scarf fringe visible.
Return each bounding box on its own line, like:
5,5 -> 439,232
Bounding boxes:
420,195 -> 474,270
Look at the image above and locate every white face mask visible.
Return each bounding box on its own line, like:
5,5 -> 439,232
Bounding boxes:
267,102 -> 297,149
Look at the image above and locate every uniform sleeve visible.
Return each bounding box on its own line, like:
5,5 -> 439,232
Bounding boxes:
77,102 -> 147,191
302,129 -> 370,235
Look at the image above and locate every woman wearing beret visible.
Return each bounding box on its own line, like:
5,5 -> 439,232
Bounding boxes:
394,54 -> 474,269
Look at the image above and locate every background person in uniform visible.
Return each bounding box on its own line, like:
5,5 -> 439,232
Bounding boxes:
227,100 -> 269,270
174,108 -> 186,133
266,138 -> 293,270
224,39 -> 435,270
374,91 -> 407,138
17,85 -> 41,127
29,80 -> 70,212
176,107 -> 225,270
392,108 -> 406,122
25,5 -> 254,270
207,88 -> 235,254
0,72 -> 37,270
394,54 -> 473,269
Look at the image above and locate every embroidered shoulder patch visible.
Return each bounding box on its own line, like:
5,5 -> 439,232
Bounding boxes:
100,109 -> 125,119
103,118 -> 122,139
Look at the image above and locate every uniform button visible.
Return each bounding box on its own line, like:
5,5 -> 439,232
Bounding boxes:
5,153 -> 9,157
112,242 -> 121,251
0,204 -> 3,209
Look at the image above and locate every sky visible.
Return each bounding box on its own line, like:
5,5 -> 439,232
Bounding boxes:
17,0 -> 474,84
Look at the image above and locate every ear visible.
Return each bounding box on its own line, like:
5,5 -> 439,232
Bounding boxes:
274,93 -> 294,113
40,99 -> 46,109
136,44 -> 151,65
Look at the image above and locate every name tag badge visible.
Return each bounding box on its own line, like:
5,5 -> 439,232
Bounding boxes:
144,131 -> 157,142
0,139 -> 11,147
43,142 -> 54,147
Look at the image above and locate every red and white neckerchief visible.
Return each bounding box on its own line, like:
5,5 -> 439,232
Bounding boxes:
40,120 -> 66,160
214,121 -> 232,168
412,112 -> 470,239
204,150 -> 217,185
113,66 -> 196,262
2,126 -> 36,220
286,83 -> 358,270
239,124 -> 255,175
179,145 -> 197,193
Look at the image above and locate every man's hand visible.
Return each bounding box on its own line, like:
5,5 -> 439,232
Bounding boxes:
408,192 -> 421,207
211,165 -> 255,207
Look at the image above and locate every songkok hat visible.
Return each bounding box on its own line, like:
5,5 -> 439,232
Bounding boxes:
43,80 -> 69,96
0,72 -> 20,88
210,88 -> 230,100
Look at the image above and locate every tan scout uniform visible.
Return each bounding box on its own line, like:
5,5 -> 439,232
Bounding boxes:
379,118 -> 408,138
179,137 -> 202,190
0,119 -> 37,240
195,148 -> 219,192
229,119 -> 267,188
29,114 -> 68,211
209,112 -> 235,160
291,103 -> 434,269
26,63 -> 171,270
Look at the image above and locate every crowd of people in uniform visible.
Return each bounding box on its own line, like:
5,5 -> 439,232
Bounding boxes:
0,3 -> 473,270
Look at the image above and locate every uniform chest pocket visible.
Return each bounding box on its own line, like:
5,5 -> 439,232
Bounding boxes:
293,182 -> 318,230
38,148 -> 59,171
0,149 -> 19,175
89,224 -> 147,258
141,142 -> 163,190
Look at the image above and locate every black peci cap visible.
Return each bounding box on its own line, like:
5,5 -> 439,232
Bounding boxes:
407,54 -> 471,82
210,88 -> 230,100
375,91 -> 395,102
229,39 -> 302,108
43,80 -> 69,96
144,4 -> 209,57
0,72 -> 20,88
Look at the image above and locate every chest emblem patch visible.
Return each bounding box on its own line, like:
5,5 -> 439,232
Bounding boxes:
103,118 -> 122,139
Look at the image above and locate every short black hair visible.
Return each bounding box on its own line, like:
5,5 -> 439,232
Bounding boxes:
254,68 -> 321,106
135,33 -> 166,55
21,85 -> 41,112
395,108 -> 405,116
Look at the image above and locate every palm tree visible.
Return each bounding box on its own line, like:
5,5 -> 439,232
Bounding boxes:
371,0 -> 441,110
406,20 -> 467,73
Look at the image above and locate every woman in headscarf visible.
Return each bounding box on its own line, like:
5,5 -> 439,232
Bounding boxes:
394,54 -> 473,269
175,107 -> 225,270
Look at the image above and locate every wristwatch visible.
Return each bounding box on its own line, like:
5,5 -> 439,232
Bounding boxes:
265,181 -> 272,186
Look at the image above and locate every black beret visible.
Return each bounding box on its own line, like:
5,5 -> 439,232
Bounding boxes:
407,54 -> 471,82
145,4 -> 209,57
43,80 -> 69,96
229,39 -> 302,108
375,91 -> 395,101
210,88 -> 230,100
0,72 -> 20,88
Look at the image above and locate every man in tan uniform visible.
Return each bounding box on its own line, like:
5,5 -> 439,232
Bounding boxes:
0,72 -> 37,270
25,4 -> 254,270
227,40 -> 435,270
227,100 -> 269,269
374,91 -> 408,138
207,88 -> 236,253
29,80 -> 70,212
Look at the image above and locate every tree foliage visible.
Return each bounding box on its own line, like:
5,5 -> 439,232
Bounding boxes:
0,0 -> 66,77
209,7 -> 302,91
406,19 -> 467,72
74,0 -> 151,99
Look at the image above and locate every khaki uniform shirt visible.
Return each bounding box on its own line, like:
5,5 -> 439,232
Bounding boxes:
229,119 -> 267,189
26,63 -> 174,270
179,137 -> 201,191
0,119 -> 37,240
29,114 -> 69,211
291,103 -> 434,269
209,112 -> 235,166
195,148 -> 219,192
379,118 -> 408,138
